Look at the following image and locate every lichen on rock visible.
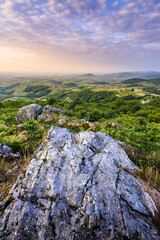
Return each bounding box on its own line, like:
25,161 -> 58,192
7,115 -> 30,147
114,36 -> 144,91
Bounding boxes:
16,104 -> 42,123
38,105 -> 63,123
0,126 -> 159,240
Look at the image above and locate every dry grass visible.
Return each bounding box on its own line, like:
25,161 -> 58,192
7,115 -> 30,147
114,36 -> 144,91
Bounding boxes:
0,153 -> 31,198
144,166 -> 160,186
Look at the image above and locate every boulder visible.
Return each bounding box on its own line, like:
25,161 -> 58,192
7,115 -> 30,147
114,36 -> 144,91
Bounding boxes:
0,127 -> 159,239
16,104 -> 42,123
37,105 -> 63,123
37,113 -> 57,123
0,144 -> 20,161
43,105 -> 63,115
0,144 -> 13,161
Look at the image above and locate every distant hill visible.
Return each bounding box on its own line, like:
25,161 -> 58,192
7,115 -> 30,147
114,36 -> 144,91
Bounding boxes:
121,77 -> 160,85
101,71 -> 160,80
78,71 -> 160,81
81,73 -> 95,77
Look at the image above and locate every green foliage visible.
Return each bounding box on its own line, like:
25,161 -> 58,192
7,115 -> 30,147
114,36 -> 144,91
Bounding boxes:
0,102 -> 4,108
122,78 -> 160,86
0,83 -> 19,95
68,89 -> 117,103
2,137 -> 24,153
23,119 -> 39,131
0,90 -> 159,187
143,87 -> 160,95
100,116 -> 160,174
63,109 -> 75,117
75,109 -> 87,119
0,113 -> 17,126
135,110 -> 148,117
23,85 -> 52,99
63,82 -> 77,87
25,89 -> 51,99
148,112 -> 160,123
122,78 -> 147,84
47,98 -> 56,105
89,109 -> 102,121
122,94 -> 136,100
90,81 -> 108,85
149,98 -> 160,107
68,97 -> 83,111
51,91 -> 67,100
3,100 -> 30,108
24,85 -> 49,93
149,78 -> 160,85
3,90 -> 14,95
48,80 -> 62,85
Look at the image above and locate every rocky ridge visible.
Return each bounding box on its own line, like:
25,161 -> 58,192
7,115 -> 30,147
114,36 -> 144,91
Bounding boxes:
0,126 -> 159,239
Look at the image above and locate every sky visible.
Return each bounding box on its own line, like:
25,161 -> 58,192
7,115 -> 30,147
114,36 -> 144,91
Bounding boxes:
0,0 -> 160,73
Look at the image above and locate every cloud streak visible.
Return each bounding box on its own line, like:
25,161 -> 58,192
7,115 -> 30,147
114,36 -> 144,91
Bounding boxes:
0,0 -> 159,72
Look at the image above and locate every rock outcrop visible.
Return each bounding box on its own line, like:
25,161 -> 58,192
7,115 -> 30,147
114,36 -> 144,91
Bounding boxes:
43,105 -> 63,115
0,127 -> 159,240
37,105 -> 63,123
16,104 -> 42,123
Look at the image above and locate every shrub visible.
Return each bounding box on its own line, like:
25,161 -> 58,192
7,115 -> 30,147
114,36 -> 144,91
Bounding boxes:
89,109 -> 102,122
148,113 -> 160,123
24,85 -> 49,93
23,119 -> 39,131
47,98 -> 56,105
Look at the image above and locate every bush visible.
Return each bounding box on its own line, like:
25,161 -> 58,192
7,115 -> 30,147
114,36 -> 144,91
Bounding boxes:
148,113 -> 160,123
47,98 -> 56,105
0,102 -> 4,108
135,110 -> 148,117
23,119 -> 39,131
89,109 -> 102,122
24,85 -> 49,93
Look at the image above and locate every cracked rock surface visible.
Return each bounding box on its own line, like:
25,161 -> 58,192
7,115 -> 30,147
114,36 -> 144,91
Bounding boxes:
0,127 -> 159,240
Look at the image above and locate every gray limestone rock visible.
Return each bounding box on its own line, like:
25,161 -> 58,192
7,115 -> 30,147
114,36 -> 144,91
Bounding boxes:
0,143 -> 20,161
16,104 -> 42,123
0,127 -> 159,240
43,105 -> 63,115
37,105 -> 63,122
0,144 -> 13,160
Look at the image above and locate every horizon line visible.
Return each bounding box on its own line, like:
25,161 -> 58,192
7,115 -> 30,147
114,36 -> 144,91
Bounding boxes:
0,70 -> 160,76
